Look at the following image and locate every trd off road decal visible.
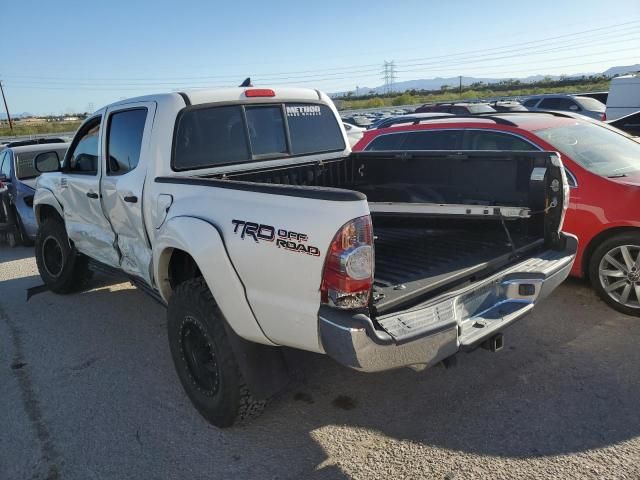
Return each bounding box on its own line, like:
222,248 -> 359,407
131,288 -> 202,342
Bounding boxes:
231,220 -> 320,257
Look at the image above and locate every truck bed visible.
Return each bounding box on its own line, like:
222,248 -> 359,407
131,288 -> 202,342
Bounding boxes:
372,225 -> 541,313
202,150 -> 562,315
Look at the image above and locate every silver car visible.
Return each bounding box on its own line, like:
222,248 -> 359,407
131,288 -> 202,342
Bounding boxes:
522,94 -> 606,120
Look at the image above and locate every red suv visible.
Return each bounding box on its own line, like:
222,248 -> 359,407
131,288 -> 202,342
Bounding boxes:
353,113 -> 640,316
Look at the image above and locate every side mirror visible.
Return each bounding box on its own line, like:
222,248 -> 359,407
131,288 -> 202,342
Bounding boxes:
0,173 -> 7,183
34,151 -> 61,173
569,104 -> 579,112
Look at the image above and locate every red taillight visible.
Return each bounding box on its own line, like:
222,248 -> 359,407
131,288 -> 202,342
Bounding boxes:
321,216 -> 374,309
244,88 -> 275,98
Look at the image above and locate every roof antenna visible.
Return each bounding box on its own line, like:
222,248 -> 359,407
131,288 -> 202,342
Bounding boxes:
239,77 -> 252,87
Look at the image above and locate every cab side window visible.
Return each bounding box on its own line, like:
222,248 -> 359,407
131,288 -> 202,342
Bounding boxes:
66,118 -> 101,174
403,130 -> 463,150
106,108 -> 148,175
463,131 -> 537,151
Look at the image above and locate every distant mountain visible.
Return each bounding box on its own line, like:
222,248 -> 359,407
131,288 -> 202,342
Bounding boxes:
603,64 -> 640,77
335,75 -> 565,97
0,112 -> 33,120
333,64 -> 640,97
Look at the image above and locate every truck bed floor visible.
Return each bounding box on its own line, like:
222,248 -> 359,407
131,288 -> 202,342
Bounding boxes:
372,226 -> 540,313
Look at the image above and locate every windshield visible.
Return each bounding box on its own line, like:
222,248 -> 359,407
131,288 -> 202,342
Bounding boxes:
574,97 -> 605,112
535,122 -> 640,177
15,148 -> 66,180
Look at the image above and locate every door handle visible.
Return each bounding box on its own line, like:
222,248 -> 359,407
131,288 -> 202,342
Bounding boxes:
86,191 -> 99,199
123,195 -> 138,204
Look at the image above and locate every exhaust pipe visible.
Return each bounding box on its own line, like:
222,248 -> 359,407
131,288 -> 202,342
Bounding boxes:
482,333 -> 504,352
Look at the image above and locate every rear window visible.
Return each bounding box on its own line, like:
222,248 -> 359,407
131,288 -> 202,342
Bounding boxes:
366,133 -> 407,150
574,96 -> 605,112
286,104 -> 345,155
173,103 -> 344,170
245,106 -> 287,156
466,104 -> 496,114
538,97 -> 578,111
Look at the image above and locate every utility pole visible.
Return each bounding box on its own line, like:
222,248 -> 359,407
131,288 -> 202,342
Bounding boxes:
459,75 -> 462,97
0,80 -> 13,131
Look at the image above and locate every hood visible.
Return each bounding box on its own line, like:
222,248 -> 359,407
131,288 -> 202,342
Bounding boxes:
18,178 -> 38,190
607,171 -> 640,187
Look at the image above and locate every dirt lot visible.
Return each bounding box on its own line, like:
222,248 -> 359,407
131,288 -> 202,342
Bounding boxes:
1,246 -> 639,480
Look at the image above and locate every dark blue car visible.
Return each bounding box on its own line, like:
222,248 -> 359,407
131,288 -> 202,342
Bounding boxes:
0,141 -> 69,246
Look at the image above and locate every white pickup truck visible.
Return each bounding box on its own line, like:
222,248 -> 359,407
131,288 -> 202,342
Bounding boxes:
32,87 -> 577,427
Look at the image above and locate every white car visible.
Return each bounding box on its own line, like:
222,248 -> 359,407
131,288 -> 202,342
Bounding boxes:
522,94 -> 605,120
343,122 -> 365,146
33,86 -> 576,427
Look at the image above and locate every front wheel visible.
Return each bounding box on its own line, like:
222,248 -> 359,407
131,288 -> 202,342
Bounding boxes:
589,233 -> 640,316
35,218 -> 92,293
167,278 -> 265,428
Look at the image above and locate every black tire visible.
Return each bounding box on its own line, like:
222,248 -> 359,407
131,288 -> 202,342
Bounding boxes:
35,218 -> 93,293
589,232 -> 640,316
6,230 -> 18,248
14,210 -> 34,247
167,277 -> 265,428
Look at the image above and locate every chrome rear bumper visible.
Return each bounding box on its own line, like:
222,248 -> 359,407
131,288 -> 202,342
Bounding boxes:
319,234 -> 577,372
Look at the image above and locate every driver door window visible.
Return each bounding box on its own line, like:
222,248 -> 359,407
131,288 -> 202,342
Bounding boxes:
66,119 -> 101,174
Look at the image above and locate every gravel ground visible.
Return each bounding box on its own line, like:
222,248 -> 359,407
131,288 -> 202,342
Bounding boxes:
1,245 -> 639,480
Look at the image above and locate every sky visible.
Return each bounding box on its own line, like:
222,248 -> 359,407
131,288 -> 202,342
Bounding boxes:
2,0 -> 640,115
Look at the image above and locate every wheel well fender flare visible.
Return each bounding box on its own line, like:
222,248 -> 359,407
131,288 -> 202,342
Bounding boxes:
33,189 -> 64,225
154,216 -> 275,346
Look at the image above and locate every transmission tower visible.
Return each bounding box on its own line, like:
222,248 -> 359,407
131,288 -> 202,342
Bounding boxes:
381,61 -> 397,94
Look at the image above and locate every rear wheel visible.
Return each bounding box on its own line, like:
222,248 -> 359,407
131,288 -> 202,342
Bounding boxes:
589,233 -> 640,316
167,278 -> 265,427
35,218 -> 93,293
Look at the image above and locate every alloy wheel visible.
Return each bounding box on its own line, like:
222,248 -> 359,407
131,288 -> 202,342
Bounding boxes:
598,244 -> 640,309
179,316 -> 220,396
42,235 -> 64,278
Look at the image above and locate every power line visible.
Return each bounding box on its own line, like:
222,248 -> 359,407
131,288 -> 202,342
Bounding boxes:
4,19 -> 639,85
6,39 -> 636,92
396,43 -> 640,77
397,32 -> 640,72
11,30 -> 637,90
